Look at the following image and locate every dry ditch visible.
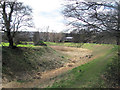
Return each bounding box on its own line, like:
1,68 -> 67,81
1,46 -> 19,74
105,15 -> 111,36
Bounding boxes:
3,46 -> 93,88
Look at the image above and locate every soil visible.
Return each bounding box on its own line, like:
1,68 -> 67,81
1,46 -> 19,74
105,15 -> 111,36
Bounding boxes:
2,46 -> 96,88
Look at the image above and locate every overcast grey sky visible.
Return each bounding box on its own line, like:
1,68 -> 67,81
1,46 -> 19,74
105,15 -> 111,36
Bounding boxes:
18,0 -> 66,32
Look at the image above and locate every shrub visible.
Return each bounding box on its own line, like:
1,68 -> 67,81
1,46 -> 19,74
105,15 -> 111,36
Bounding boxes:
34,41 -> 47,46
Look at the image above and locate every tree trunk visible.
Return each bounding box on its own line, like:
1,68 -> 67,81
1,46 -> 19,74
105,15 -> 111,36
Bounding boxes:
116,36 -> 120,45
8,37 -> 14,48
7,31 -> 14,48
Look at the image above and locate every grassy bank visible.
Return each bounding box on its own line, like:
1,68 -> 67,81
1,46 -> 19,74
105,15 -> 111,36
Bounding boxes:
2,46 -> 67,83
48,43 -> 117,88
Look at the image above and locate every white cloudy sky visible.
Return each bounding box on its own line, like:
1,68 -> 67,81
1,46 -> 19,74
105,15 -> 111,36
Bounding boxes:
17,0 -> 117,32
18,0 -> 66,32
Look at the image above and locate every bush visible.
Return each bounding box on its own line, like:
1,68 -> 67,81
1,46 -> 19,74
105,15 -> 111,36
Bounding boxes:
34,41 -> 47,46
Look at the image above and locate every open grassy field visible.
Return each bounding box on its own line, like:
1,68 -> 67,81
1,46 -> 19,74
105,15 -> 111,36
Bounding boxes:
0,42 -> 34,47
45,42 -> 114,48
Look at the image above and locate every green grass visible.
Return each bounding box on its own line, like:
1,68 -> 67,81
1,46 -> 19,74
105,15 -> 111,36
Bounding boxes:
17,44 -> 34,47
0,42 -> 34,47
0,42 -> 9,46
48,43 -> 117,88
103,45 -> 120,87
45,42 -> 84,47
45,42 -> 115,49
1,42 -> 115,48
20,41 -> 33,44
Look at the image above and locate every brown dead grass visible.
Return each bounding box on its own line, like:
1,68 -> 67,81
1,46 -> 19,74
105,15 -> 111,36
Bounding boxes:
2,46 -> 94,88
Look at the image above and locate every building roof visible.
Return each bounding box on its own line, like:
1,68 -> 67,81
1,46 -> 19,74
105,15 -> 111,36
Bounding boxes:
65,37 -> 73,39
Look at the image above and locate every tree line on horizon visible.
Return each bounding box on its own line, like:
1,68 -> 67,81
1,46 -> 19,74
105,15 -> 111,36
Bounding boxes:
0,0 -> 120,48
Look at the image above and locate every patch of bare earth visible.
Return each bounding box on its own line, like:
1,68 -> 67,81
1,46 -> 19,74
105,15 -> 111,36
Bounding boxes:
2,46 -> 95,88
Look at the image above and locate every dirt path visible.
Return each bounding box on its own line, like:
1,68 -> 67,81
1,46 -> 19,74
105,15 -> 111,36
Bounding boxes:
2,46 -> 100,88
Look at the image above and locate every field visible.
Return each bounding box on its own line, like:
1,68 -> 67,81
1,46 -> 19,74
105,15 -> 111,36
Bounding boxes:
0,42 -> 34,47
1,42 -> 119,88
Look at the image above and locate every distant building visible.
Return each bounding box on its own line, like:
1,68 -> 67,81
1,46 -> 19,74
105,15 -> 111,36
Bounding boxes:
64,37 -> 73,42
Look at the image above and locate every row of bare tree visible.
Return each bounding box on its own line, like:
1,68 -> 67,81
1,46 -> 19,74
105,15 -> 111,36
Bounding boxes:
70,29 -> 117,44
0,0 -> 120,48
33,32 -> 64,45
63,0 -> 120,45
2,29 -> 118,45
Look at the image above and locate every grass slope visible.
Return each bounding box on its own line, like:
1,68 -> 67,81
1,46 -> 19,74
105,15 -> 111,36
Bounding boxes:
49,44 -> 116,88
2,46 -> 67,83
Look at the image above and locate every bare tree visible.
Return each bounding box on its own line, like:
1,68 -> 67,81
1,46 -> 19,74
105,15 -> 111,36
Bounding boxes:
63,0 -> 120,45
14,31 -> 31,45
33,31 -> 40,45
33,31 -> 47,46
0,0 -> 33,48
45,26 -> 49,42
